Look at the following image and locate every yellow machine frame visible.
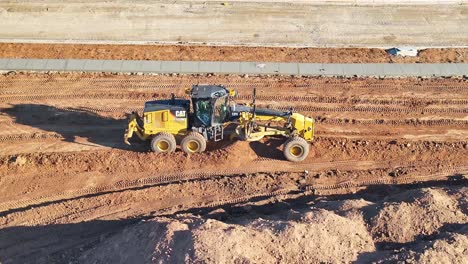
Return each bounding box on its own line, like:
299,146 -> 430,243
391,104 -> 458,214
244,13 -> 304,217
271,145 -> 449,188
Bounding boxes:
236,111 -> 314,142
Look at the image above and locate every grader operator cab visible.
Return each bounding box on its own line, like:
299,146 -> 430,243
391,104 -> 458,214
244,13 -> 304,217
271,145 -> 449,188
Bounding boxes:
124,85 -> 315,162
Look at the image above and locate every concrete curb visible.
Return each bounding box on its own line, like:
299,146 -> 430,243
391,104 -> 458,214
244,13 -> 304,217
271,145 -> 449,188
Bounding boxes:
0,59 -> 467,77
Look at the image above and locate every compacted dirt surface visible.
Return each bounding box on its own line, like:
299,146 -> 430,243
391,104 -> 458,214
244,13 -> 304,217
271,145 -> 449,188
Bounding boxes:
1,43 -> 468,63
0,72 -> 467,263
1,1 -> 467,47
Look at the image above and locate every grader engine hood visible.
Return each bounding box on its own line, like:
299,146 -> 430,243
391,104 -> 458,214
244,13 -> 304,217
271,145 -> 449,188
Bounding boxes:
124,99 -> 190,144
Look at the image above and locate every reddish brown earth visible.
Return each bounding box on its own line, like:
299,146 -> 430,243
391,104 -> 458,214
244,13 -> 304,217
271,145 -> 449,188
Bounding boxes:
0,72 -> 466,263
0,43 -> 467,63
76,187 -> 467,264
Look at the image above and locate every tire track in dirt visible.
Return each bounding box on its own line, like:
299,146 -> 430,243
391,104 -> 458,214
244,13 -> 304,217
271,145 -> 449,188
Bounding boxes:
5,104 -> 465,116
0,160 -> 390,213
1,77 -> 467,91
4,165 -> 466,228
2,93 -> 468,107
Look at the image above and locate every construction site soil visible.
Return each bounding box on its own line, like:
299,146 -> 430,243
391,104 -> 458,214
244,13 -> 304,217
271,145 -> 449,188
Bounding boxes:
0,72 -> 467,263
1,43 -> 468,63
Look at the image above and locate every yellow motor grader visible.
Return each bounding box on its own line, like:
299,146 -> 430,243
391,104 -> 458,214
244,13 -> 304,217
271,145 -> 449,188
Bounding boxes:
124,85 -> 315,162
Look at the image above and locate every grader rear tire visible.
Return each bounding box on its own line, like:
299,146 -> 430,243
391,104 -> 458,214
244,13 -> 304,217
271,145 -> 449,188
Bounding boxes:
150,132 -> 177,153
181,132 -> 207,153
283,137 -> 309,162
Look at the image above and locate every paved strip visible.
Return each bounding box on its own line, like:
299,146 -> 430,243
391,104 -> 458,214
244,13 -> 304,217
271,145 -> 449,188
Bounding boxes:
0,59 -> 467,77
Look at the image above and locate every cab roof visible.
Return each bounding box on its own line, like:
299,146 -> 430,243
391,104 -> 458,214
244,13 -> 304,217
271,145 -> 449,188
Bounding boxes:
191,85 -> 229,99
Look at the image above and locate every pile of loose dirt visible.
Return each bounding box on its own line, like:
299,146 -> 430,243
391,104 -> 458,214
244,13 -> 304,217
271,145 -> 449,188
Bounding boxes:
370,188 -> 468,244
77,218 -> 184,263
1,43 -> 467,63
192,209 -> 375,263
77,186 -> 467,264
381,229 -> 468,264
79,210 -> 375,263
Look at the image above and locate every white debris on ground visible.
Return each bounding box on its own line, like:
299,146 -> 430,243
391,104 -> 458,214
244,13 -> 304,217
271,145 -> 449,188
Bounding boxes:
386,47 -> 421,57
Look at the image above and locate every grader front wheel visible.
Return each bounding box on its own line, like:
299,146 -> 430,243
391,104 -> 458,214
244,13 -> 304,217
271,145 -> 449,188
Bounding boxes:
283,137 -> 309,162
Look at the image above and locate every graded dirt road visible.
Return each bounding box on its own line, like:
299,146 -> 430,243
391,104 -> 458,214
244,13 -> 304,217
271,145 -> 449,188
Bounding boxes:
1,1 -> 467,47
0,72 -> 467,262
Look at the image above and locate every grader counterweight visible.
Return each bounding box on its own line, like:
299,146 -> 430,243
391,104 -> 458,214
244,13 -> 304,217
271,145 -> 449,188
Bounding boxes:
124,85 -> 315,162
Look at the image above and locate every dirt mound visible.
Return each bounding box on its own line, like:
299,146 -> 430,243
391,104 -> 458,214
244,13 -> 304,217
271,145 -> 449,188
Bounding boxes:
75,217 -> 189,263
79,208 -> 374,263
381,227 -> 468,263
370,188 -> 468,244
193,209 -> 374,263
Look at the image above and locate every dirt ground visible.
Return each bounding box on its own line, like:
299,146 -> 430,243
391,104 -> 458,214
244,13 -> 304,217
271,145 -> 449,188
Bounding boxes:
78,187 -> 467,264
1,1 -> 467,47
0,72 -> 467,263
1,43 -> 467,63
